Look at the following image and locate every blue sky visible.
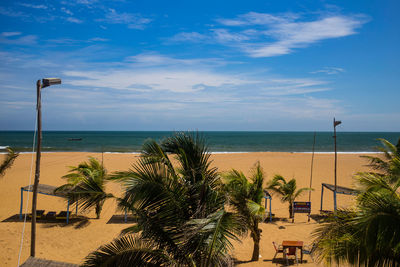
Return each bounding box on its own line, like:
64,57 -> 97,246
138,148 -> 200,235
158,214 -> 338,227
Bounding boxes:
0,0 -> 399,131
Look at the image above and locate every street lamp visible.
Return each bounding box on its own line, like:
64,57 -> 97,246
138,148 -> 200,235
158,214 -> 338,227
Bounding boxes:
333,117 -> 342,211
31,78 -> 61,257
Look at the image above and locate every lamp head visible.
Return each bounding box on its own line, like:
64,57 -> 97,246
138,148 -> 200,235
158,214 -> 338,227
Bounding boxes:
42,78 -> 61,88
334,118 -> 342,127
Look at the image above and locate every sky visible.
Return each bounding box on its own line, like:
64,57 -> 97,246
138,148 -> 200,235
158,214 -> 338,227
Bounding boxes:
0,0 -> 399,131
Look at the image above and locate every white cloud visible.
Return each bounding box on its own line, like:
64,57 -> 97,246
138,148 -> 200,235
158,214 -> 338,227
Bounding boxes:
63,69 -> 245,93
169,32 -> 208,42
173,12 -> 368,58
212,29 -> 250,42
311,67 -> 345,75
0,34 -> 37,45
66,17 -> 83,24
18,3 -> 48,9
61,7 -> 73,16
61,53 -> 329,99
247,15 -> 366,57
1,32 -> 22,37
97,9 -> 152,29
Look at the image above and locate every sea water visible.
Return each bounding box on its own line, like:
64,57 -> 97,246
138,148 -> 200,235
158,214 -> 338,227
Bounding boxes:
0,131 -> 399,153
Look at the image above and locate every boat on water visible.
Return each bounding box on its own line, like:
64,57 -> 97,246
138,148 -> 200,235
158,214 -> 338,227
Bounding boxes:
68,138 -> 82,141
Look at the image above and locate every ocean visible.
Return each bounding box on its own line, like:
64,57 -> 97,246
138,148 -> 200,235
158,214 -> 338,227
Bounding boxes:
0,131 -> 399,153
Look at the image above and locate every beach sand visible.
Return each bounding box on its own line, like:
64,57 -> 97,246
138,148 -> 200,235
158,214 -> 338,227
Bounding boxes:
0,152 -> 374,266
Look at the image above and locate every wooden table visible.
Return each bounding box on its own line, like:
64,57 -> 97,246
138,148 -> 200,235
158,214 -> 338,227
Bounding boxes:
282,240 -> 304,263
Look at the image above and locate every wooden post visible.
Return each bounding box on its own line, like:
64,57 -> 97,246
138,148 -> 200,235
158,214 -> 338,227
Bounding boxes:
31,80 -> 42,257
320,184 -> 324,211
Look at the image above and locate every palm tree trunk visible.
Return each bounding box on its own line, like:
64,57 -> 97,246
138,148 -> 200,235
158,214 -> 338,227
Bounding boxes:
289,202 -> 293,218
251,222 -> 260,261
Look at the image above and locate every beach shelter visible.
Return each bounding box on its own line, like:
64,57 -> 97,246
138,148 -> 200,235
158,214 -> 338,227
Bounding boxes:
19,184 -> 75,224
263,190 -> 272,222
320,183 -> 357,211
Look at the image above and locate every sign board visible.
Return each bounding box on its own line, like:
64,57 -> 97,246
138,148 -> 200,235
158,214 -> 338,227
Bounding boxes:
293,202 -> 311,213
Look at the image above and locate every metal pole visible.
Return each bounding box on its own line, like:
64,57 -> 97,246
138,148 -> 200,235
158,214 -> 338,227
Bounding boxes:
67,200 -> 70,224
269,198 -> 272,222
20,188 -> 23,220
334,118 -> 337,211
31,80 -> 42,257
308,132 -> 316,203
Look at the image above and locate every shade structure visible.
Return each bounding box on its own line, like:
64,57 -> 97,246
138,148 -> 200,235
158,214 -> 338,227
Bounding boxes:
320,183 -> 358,211
19,184 -> 73,223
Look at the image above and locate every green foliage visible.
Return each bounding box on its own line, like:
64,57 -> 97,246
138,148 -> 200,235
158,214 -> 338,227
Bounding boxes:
84,132 -> 244,266
56,157 -> 113,219
313,138 -> 400,266
223,162 -> 266,261
266,175 -> 312,218
0,147 -> 19,177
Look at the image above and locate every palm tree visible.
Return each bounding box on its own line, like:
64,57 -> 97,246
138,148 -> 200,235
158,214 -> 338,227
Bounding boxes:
55,157 -> 113,219
83,132 -> 245,266
313,182 -> 400,266
0,147 -> 19,177
266,175 -> 312,218
361,138 -> 400,183
313,137 -> 400,266
223,162 -> 265,261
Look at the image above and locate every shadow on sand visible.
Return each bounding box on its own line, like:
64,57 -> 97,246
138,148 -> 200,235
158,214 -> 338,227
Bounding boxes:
106,214 -> 137,224
2,214 -> 90,229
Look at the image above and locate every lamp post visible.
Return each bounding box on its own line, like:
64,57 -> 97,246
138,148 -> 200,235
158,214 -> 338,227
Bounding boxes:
31,78 -> 61,257
333,117 -> 342,211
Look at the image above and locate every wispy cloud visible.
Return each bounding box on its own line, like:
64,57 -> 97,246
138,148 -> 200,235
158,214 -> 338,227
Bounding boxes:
61,52 -> 329,97
1,32 -> 22,37
97,8 -> 152,29
66,17 -> 83,24
0,34 -> 37,45
171,12 -> 368,57
169,32 -> 208,42
311,67 -> 345,75
0,6 -> 28,18
61,7 -> 73,15
18,3 -> 48,9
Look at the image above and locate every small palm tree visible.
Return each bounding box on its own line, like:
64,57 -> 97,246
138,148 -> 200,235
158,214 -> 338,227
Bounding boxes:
223,162 -> 265,261
0,147 -> 19,177
266,175 -> 312,218
56,157 -> 113,219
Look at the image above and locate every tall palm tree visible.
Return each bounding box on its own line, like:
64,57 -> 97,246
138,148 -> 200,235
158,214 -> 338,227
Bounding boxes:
223,162 -> 265,261
83,132 -> 245,266
266,175 -> 312,218
313,137 -> 400,266
56,157 -> 113,219
0,147 -> 19,177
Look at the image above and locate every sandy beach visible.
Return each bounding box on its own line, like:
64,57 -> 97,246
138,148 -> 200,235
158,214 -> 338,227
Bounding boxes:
0,152 -> 374,266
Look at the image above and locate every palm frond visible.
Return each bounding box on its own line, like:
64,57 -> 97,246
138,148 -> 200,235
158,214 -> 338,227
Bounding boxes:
0,147 -> 19,177
82,235 -> 174,267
